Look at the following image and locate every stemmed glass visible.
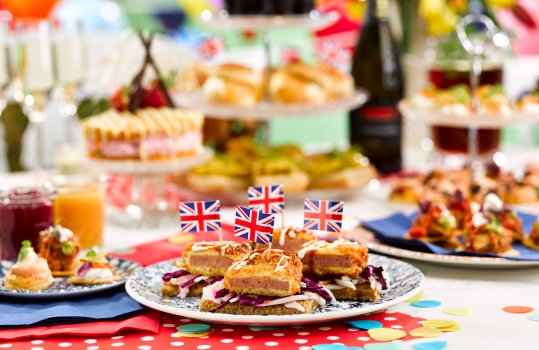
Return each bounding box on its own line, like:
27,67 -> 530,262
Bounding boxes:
52,17 -> 85,143
0,21 -> 11,113
13,19 -> 54,171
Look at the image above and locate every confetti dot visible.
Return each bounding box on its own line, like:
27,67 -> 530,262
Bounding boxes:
85,340 -> 97,344
170,342 -> 185,347
221,339 -> 233,343
272,333 -> 284,337
265,342 -> 279,347
409,327 -> 443,338
442,307 -> 473,316
112,336 -> 124,340
295,339 -> 308,344
111,343 -> 124,347
138,346 -> 152,350
347,320 -> 383,330
384,317 -> 397,321
236,347 -> 250,350
178,324 -> 211,334
242,336 -> 254,339
319,327 -> 332,331
198,346 -> 211,350
364,343 -> 401,350
367,328 -> 406,341
298,332 -> 311,336
410,300 -> 441,308
141,336 -> 154,341
31,348 -> 44,350
59,343 -> 72,348
222,328 -> 235,332
250,326 -> 280,331
312,345 -> 346,350
423,319 -> 460,332
503,306 -> 534,314
87,347 -> 99,350
357,337 -> 371,341
413,341 -> 448,350
31,341 -> 44,345
527,314 -> 539,321
390,325 -> 403,329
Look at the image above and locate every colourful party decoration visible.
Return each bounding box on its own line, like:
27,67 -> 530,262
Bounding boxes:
410,300 -> 442,308
367,328 -> 406,341
406,291 -> 424,303
413,341 -> 448,350
409,327 -> 443,338
3,0 -> 58,19
177,324 -> 211,334
346,320 -> 384,330
502,306 -> 534,314
423,319 -> 460,332
442,307 -> 473,316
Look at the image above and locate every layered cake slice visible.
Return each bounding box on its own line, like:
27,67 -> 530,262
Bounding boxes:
298,240 -> 388,302
199,249 -> 334,315
161,241 -> 252,298
82,108 -> 204,161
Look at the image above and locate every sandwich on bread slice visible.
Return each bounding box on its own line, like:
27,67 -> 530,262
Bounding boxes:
298,239 -> 389,301
256,226 -> 316,253
161,241 -> 252,298
199,248 -> 335,315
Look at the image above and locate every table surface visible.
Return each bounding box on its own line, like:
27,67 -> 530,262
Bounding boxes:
2,167 -> 539,350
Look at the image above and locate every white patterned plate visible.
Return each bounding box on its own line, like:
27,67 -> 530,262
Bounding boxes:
125,255 -> 423,326
0,257 -> 141,299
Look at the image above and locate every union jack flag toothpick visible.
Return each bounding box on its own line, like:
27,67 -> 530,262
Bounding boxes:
179,200 -> 222,240
234,206 -> 275,246
303,199 -> 344,235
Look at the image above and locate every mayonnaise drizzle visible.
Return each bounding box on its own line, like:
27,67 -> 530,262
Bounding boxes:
274,254 -> 290,272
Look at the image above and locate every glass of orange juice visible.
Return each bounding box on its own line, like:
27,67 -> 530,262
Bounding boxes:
52,176 -> 106,249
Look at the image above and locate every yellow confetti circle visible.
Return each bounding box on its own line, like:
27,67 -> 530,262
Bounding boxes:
406,291 -> 424,303
443,307 -> 474,316
409,327 -> 443,338
367,328 -> 407,341
423,319 -> 461,332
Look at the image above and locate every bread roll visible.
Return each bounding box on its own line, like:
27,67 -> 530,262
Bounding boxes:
203,63 -> 263,106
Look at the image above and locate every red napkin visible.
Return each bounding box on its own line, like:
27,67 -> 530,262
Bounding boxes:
111,224 -> 238,266
0,311 -> 160,341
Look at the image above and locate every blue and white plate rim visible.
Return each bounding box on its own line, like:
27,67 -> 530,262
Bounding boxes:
125,254 -> 424,326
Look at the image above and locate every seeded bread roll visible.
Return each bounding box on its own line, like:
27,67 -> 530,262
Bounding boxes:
203,63 -> 263,106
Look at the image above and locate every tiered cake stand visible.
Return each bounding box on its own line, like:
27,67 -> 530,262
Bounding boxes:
172,11 -> 371,202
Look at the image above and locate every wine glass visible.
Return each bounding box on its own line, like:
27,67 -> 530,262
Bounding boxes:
0,21 -> 11,112
52,17 -> 85,144
13,19 -> 54,171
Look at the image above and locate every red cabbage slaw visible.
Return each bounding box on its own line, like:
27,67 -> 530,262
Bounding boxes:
208,278 -> 334,313
76,261 -> 92,277
360,265 -> 388,290
161,269 -> 223,289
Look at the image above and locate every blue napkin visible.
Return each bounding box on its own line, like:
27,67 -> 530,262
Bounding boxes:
0,288 -> 144,328
363,211 -> 539,261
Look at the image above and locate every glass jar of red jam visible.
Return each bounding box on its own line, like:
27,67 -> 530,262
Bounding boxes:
0,186 -> 56,261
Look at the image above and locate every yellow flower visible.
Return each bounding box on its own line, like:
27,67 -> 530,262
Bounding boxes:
485,0 -> 516,8
419,0 -> 447,20
427,8 -> 459,35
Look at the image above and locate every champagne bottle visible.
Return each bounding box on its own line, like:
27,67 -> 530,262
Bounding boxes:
349,0 -> 403,173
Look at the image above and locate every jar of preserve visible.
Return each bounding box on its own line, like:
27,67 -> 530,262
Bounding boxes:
0,186 -> 56,261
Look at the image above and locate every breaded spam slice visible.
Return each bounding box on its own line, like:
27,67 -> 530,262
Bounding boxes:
180,241 -> 253,277
256,226 -> 316,253
224,249 -> 302,297
199,298 -> 318,315
298,240 -> 368,277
